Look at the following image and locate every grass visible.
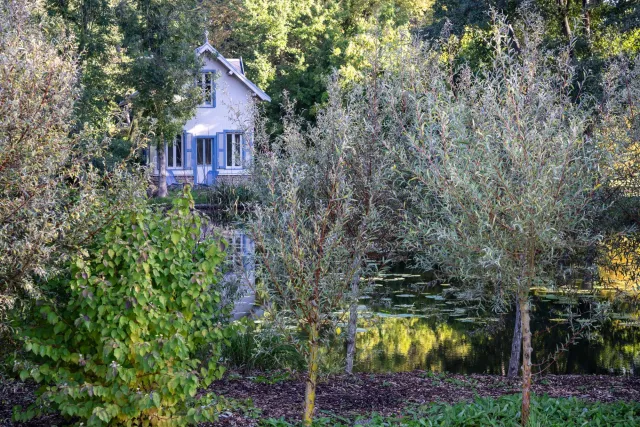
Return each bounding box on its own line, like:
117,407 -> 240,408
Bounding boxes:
221,324 -> 305,372
260,394 -> 640,426
149,182 -> 254,207
149,187 -> 210,205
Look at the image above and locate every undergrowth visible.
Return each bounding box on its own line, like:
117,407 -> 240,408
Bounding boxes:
261,394 -> 640,426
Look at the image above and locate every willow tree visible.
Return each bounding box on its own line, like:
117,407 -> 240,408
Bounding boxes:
0,0 -> 145,334
247,78 -> 391,424
385,16 -> 604,425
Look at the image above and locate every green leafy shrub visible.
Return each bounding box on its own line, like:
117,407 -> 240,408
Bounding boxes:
15,189 -> 232,426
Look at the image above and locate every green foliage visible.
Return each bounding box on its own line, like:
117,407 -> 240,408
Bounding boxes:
15,189 -> 232,426
119,0 -> 202,141
207,182 -> 255,208
221,321 -> 305,372
43,0 -> 129,130
261,394 -> 640,426
0,0 -> 146,334
209,0 -> 432,124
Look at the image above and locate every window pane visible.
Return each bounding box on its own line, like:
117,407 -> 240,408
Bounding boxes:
205,138 -> 212,165
204,73 -> 212,105
227,134 -> 232,167
167,141 -> 173,167
176,134 -> 182,167
197,139 -> 204,165
234,134 -> 241,167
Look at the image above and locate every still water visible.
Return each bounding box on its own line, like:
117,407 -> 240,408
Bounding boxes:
340,271 -> 640,375
225,230 -> 640,375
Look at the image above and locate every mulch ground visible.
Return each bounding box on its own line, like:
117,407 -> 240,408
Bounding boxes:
209,371 -> 640,426
3,372 -> 639,426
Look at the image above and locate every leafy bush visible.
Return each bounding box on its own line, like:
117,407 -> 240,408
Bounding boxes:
262,394 -> 640,426
15,190 -> 232,426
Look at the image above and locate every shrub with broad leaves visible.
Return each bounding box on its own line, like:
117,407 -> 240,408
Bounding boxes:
15,189 -> 232,426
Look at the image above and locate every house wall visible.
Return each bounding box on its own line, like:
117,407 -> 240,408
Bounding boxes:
151,51 -> 258,186
183,52 -> 255,184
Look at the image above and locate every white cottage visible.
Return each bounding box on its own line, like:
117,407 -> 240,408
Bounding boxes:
149,39 -> 270,186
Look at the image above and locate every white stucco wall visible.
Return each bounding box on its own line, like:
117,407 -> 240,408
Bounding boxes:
184,52 -> 255,140
151,50 -> 262,183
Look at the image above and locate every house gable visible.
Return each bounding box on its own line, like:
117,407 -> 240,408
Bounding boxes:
195,42 -> 270,102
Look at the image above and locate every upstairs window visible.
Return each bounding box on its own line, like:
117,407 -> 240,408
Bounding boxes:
199,71 -> 216,106
167,134 -> 183,168
226,132 -> 242,168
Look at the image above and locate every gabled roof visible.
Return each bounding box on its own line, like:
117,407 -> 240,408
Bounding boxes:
196,42 -> 271,102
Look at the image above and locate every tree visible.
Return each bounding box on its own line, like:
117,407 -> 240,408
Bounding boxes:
16,190 -> 231,426
118,0 -> 202,197
44,0 -> 128,130
0,0 -> 144,335
208,0 -> 432,125
247,78 -> 395,423
385,15 -> 604,425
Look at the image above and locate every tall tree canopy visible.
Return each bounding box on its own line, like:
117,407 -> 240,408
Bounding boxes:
207,0 -> 433,122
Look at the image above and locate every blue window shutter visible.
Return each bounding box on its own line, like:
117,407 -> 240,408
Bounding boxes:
241,132 -> 250,169
191,134 -> 198,182
211,135 -> 217,170
182,131 -> 188,168
217,132 -> 225,169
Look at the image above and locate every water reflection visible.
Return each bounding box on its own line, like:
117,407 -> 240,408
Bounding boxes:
339,273 -> 640,375
211,228 -> 640,375
204,227 -> 257,320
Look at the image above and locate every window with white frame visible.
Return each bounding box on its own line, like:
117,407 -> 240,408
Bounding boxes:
166,134 -> 183,168
199,71 -> 215,106
226,132 -> 243,168
196,137 -> 212,166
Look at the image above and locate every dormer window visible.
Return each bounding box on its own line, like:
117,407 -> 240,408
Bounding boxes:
199,71 -> 216,106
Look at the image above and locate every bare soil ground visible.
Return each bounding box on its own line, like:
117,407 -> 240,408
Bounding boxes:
209,371 -> 640,426
3,372 -> 639,426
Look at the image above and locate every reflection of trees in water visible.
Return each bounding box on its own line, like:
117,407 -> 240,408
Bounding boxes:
340,296 -> 640,374
600,235 -> 640,295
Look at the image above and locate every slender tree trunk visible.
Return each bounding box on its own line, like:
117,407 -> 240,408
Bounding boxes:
345,267 -> 361,374
582,0 -> 591,41
519,294 -> 532,426
508,302 -> 522,378
558,0 -> 573,40
157,141 -> 168,197
303,322 -> 319,426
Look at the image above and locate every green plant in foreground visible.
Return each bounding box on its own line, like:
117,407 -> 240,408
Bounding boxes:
15,189 -> 232,426
261,394 -> 640,426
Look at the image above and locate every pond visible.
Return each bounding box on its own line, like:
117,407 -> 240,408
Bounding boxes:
338,270 -> 640,375
221,229 -> 640,376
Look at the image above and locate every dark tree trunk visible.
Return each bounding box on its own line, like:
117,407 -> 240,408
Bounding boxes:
508,302 -> 522,378
157,141 -> 168,198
